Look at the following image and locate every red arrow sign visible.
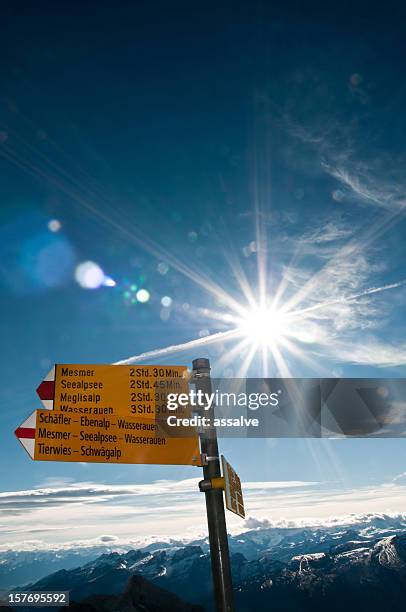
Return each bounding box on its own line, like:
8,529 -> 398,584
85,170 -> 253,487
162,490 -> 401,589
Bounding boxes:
14,411 -> 37,459
36,367 -> 55,409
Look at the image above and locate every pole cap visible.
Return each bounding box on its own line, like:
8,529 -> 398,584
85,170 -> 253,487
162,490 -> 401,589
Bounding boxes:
192,358 -> 211,372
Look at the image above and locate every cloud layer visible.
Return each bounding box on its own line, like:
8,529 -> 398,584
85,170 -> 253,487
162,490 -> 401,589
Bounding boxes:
2,477 -> 406,551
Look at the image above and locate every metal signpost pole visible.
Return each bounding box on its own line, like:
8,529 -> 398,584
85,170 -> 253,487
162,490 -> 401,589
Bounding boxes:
192,358 -> 234,612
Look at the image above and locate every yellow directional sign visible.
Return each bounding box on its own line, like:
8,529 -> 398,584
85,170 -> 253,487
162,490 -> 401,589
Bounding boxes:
221,455 -> 245,518
37,364 -> 190,419
15,409 -> 202,466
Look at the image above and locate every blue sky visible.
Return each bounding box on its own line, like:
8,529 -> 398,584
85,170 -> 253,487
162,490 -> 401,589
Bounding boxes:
1,1 -> 406,549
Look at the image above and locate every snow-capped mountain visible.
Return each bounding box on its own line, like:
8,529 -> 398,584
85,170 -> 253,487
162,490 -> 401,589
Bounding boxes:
2,514 -> 406,610
0,548 -> 116,590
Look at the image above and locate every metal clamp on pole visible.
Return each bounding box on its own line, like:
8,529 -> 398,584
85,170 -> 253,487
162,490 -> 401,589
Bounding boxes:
193,357 -> 234,612
190,370 -> 211,380
199,477 -> 226,492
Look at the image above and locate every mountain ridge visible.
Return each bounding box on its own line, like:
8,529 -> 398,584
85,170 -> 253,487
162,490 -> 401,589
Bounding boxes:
4,514 -> 405,610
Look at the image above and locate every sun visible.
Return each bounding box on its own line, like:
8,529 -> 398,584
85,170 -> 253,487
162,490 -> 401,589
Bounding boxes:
238,305 -> 289,348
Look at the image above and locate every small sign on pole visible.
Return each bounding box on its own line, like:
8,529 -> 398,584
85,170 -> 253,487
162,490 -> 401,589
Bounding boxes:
221,455 -> 245,518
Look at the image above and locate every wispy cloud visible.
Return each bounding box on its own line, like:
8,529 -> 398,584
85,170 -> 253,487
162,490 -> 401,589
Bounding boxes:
325,162 -> 406,211
0,479 -> 319,515
243,511 -> 406,531
327,339 -> 406,367
261,109 -> 405,370
273,242 -> 405,367
1,478 -> 406,551
299,218 -> 354,246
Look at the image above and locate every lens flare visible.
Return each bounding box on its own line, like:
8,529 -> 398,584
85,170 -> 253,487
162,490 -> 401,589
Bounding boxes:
75,261 -> 105,289
136,288 -> 150,303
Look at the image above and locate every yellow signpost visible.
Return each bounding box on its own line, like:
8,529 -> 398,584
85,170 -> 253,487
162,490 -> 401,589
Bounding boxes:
37,364 -> 189,419
16,363 -> 200,466
15,359 -> 244,612
15,409 -> 202,466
